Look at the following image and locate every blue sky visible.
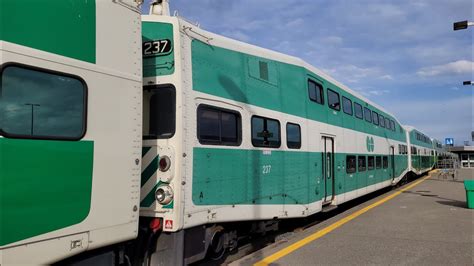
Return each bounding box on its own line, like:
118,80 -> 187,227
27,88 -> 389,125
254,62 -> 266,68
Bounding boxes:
142,0 -> 473,145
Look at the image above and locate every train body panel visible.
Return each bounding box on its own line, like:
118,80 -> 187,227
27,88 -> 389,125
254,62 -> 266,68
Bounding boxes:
0,1 -> 142,264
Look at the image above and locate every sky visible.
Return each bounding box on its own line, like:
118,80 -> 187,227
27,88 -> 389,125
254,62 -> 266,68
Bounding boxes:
142,0 -> 473,145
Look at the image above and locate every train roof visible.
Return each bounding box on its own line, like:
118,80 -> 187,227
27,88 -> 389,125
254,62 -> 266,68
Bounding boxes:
177,17 -> 403,125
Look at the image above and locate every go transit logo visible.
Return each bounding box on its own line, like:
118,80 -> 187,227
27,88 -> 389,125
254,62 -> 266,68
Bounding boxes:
366,136 -> 375,152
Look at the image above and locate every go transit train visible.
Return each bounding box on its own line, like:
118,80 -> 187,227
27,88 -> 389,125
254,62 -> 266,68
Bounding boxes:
0,0 -> 442,264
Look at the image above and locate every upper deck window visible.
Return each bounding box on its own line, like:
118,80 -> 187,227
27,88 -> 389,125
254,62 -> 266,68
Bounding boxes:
144,85 -> 176,139
372,111 -> 379,125
379,115 -> 385,128
308,79 -> 324,104
354,102 -> 363,119
0,65 -> 86,140
327,89 -> 340,111
364,107 -> 372,123
342,96 -> 353,115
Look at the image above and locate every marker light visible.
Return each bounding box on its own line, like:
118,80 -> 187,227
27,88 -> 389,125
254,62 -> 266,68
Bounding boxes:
159,155 -> 171,172
156,185 -> 173,205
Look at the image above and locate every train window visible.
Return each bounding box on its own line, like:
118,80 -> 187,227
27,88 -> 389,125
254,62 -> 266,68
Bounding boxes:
145,85 -> 176,139
372,111 -> 379,125
391,120 -> 396,131
368,156 -> 375,170
197,105 -> 241,146
385,117 -> 390,129
308,79 -> 324,104
252,116 -> 280,148
286,123 -> 301,149
346,155 -> 357,173
376,156 -> 382,169
379,115 -> 385,128
383,156 -> 388,168
342,96 -> 353,115
358,156 -> 366,171
0,65 -> 86,140
364,107 -> 372,122
354,102 -> 363,119
327,89 -> 340,111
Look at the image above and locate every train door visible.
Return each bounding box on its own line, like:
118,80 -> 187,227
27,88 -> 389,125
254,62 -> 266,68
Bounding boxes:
322,137 -> 335,203
390,146 -> 395,180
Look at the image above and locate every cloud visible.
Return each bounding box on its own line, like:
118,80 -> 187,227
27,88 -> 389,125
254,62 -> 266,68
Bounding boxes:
417,60 -> 474,77
321,36 -> 343,46
324,64 -> 392,85
388,96 -> 473,145
220,30 -> 251,42
354,87 -> 390,97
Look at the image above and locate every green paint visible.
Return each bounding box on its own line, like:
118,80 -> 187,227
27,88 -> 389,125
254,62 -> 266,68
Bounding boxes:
141,157 -> 159,186
0,0 -> 96,63
191,41 -> 406,143
192,147 -> 409,206
142,22 -> 175,77
142,146 -> 152,157
0,138 -> 94,246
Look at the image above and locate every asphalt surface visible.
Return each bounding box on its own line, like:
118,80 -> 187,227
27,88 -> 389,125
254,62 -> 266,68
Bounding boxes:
232,173 -> 474,265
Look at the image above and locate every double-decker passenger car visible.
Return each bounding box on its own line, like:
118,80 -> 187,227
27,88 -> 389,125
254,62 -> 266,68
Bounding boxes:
0,0 -> 143,264
405,126 -> 436,175
139,4 -> 411,264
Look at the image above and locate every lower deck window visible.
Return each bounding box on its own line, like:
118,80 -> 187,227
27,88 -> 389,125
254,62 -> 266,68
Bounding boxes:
383,156 -> 388,168
197,105 -> 241,146
0,65 -> 86,140
346,155 -> 357,173
286,123 -> 301,149
358,156 -> 366,171
376,156 -> 382,169
252,116 -> 280,148
368,156 -> 375,170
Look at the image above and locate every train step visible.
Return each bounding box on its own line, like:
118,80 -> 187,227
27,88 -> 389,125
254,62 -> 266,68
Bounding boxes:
321,204 -> 338,213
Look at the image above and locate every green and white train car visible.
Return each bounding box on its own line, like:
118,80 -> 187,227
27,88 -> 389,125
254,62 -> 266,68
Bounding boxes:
405,126 -> 436,175
139,7 -> 411,264
1,0 -> 143,264
0,1 -> 436,264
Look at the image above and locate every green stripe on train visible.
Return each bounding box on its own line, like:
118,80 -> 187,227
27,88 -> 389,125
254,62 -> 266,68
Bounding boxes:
0,138 -> 93,246
1,0 -> 96,63
192,147 -> 409,206
191,40 -> 406,143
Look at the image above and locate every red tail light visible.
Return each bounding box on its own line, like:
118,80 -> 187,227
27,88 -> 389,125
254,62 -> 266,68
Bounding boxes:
159,156 -> 171,172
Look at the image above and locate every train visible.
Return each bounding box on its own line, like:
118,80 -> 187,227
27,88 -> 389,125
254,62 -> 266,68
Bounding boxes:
0,0 -> 454,265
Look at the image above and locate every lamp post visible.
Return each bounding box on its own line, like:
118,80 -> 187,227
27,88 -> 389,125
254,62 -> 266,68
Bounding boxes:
25,103 -> 40,136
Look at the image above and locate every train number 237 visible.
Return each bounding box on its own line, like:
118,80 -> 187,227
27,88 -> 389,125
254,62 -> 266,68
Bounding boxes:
143,39 -> 172,56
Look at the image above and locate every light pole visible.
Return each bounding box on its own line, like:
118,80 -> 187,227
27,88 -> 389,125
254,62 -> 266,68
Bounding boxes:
453,21 -> 472,87
25,103 -> 40,136
453,20 -> 473,31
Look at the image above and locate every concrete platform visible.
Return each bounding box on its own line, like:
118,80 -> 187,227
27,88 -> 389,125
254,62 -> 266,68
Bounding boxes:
233,172 -> 474,265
